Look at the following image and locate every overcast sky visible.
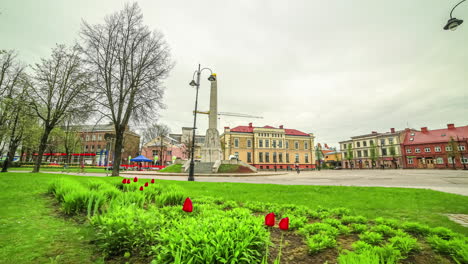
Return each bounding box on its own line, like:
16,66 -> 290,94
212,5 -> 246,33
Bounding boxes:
2,0 -> 467,147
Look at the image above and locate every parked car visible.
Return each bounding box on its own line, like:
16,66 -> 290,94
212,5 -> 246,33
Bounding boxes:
334,166 -> 342,170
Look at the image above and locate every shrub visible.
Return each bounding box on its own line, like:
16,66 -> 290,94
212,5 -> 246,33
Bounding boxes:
282,214 -> 308,230
388,236 -> 418,256
62,189 -> 92,215
156,185 -> 184,207
359,231 -> 383,245
323,218 -> 342,227
330,207 -> 351,217
307,234 -> 337,254
430,227 -> 457,240
352,241 -> 373,253
338,246 -> 400,264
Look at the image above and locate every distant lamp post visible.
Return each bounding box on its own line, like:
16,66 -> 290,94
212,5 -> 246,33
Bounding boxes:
188,64 -> 215,181
444,0 -> 466,30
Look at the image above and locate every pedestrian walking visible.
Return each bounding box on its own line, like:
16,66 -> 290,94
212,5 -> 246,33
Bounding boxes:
295,163 -> 300,174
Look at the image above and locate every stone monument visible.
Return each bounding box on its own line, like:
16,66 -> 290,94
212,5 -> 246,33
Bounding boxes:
201,74 -> 223,162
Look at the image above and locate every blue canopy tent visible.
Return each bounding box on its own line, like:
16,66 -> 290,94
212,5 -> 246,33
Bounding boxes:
130,155 -> 153,170
130,155 -> 152,162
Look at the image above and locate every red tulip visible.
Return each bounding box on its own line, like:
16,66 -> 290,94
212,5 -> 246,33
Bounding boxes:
265,212 -> 275,227
126,179 -> 131,184
144,182 -> 149,187
279,217 -> 289,230
151,179 -> 155,184
121,178 -> 126,184
182,197 -> 193,212
133,177 -> 138,182
139,186 -> 144,191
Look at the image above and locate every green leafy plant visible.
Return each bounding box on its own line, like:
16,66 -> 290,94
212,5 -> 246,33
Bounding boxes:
427,235 -> 468,263
359,231 -> 383,245
371,224 -> 396,237
401,222 -> 431,236
388,235 -> 418,256
307,234 -> 337,254
350,223 -> 368,234
299,223 -> 339,237
341,215 -> 368,225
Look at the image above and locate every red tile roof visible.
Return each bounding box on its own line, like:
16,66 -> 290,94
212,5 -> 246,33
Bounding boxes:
229,125 -> 310,136
403,125 -> 468,145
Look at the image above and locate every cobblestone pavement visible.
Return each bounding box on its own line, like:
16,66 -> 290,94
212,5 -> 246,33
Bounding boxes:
445,214 -> 468,227
34,169 -> 468,196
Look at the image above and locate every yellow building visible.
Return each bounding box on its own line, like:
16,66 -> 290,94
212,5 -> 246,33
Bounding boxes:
220,123 -> 316,170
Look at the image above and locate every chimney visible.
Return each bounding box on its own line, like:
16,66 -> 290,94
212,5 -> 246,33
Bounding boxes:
372,131 -> 377,134
447,124 -> 455,130
421,127 -> 428,133
279,125 -> 284,129
248,122 -> 252,128
390,128 -> 395,133
224,126 -> 230,129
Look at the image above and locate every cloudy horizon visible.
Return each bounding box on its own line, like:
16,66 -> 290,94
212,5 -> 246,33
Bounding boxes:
2,0 -> 467,147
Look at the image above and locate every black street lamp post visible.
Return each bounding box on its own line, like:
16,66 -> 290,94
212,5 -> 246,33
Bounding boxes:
188,64 -> 216,181
444,0 -> 466,30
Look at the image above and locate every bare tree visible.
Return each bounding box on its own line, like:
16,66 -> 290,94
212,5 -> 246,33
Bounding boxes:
142,123 -> 170,164
80,2 -> 173,176
30,44 -> 92,173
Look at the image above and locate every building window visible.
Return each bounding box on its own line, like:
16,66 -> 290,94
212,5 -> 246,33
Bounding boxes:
406,148 -> 412,153
259,152 -> 263,162
247,152 -> 252,163
259,140 -> 263,148
286,141 -> 289,149
279,140 -> 283,148
273,152 -> 277,162
389,138 -> 394,144
357,150 -> 362,157
305,154 -> 309,163
91,135 -> 95,141
380,139 -> 385,146
97,145 -> 101,151
461,157 -> 468,164
91,145 -> 95,151
446,146 -> 452,151
247,140 -> 252,148
343,143 -> 346,149
363,141 -> 367,147
410,138 -> 414,141
272,140 -> 277,148
286,153 -> 290,163
357,142 -> 361,147
265,152 -> 270,162
279,153 -> 283,163
415,148 -> 421,153
435,147 -> 441,152
458,145 -> 466,151
152,150 -> 157,156
437,157 -> 444,164
411,133 -> 415,136
85,145 -> 89,151
408,158 -> 413,164
86,135 -> 89,141
295,141 -> 299,150
234,138 -> 239,148
448,157 -> 453,164
370,140 -> 374,145
304,142 -> 308,150
167,150 -> 172,156
295,154 -> 299,163
424,147 -> 431,152
265,140 -> 270,148
382,148 -> 387,156
98,135 -> 102,141
363,150 -> 368,157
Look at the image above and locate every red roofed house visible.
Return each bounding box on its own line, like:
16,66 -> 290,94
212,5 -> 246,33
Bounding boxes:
220,123 -> 316,170
402,124 -> 468,169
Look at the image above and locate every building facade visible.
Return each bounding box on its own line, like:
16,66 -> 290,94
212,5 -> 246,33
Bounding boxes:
169,127 -> 205,161
141,136 -> 187,165
339,128 -> 405,169
401,124 -> 468,169
78,123 -> 140,165
221,123 -> 316,170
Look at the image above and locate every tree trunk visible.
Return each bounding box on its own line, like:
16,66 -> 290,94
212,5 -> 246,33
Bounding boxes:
111,129 -> 125,176
2,140 -> 20,172
33,127 -> 52,173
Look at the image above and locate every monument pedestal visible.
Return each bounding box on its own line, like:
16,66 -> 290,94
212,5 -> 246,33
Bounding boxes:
201,128 -> 222,163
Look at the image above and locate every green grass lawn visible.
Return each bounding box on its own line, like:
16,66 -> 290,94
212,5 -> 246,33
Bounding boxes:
1,172 -> 467,263
7,167 -> 107,173
159,164 -> 182,172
